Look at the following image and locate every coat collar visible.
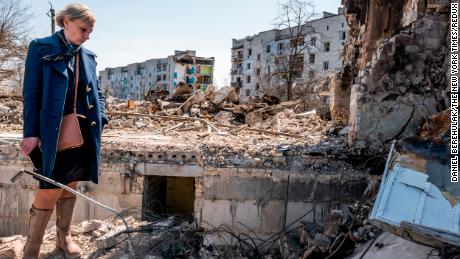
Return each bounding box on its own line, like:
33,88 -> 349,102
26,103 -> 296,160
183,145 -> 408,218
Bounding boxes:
37,32 -> 97,85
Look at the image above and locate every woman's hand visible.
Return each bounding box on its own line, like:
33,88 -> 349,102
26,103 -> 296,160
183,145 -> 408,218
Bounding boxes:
20,137 -> 40,155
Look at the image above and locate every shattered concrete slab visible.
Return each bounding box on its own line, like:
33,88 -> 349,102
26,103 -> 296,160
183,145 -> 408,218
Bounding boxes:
351,233 -> 442,259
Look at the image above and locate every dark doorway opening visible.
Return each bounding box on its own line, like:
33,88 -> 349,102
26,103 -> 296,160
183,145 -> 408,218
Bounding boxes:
142,176 -> 195,220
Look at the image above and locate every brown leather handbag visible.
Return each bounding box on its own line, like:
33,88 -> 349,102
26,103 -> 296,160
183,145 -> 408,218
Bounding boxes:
57,53 -> 84,151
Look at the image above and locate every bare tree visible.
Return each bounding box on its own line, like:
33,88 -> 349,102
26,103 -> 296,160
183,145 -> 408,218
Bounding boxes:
270,0 -> 318,101
0,0 -> 31,91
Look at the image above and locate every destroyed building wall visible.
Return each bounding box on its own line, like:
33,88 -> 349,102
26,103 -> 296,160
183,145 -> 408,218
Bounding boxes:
335,0 -> 450,152
99,50 -> 214,101
0,137 -> 368,237
231,12 -> 348,102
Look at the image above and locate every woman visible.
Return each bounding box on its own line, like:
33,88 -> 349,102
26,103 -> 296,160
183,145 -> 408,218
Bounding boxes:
20,4 -> 107,258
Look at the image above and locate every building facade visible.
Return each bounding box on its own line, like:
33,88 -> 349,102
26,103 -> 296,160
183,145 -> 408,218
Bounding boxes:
99,50 -> 214,100
231,10 -> 348,102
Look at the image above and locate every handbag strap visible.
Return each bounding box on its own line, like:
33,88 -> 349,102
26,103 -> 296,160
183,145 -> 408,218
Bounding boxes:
73,53 -> 80,113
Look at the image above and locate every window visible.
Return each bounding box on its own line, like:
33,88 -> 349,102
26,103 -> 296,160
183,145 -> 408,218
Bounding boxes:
255,83 -> 260,90
237,50 -> 243,58
326,25 -> 329,30
266,45 -> 271,53
324,42 -> 330,52
246,89 -> 250,96
290,37 -> 304,47
247,63 -> 251,69
323,61 -> 329,70
256,68 -> 261,75
308,70 -> 315,79
309,54 -> 315,64
277,42 -> 284,50
156,65 -> 162,72
246,75 -> 251,83
342,22 -> 344,28
248,48 -> 252,56
162,74 -> 166,80
149,73 -> 152,77
340,31 -> 346,40
157,75 -> 161,81
257,54 -> 261,61
130,76 -> 133,80
162,64 -> 167,71
310,37 -> 316,46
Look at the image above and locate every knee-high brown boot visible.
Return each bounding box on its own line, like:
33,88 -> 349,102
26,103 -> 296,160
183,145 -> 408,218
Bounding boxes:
23,206 -> 54,259
55,197 -> 81,258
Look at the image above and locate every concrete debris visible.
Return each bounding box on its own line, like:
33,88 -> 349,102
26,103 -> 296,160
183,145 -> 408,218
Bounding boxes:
351,233 -> 444,259
0,96 -> 23,132
0,215 -> 220,259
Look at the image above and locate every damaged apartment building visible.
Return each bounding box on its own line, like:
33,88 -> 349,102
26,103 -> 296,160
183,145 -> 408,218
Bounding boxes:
0,0 -> 456,258
231,8 -> 348,102
99,50 -> 215,100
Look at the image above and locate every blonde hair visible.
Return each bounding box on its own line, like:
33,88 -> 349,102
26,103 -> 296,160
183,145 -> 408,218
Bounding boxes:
55,3 -> 95,28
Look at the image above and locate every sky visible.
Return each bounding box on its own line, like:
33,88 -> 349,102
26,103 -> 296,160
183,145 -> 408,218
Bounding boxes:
25,0 -> 341,87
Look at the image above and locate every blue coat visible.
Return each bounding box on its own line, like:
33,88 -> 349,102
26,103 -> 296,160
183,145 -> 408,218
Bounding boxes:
22,32 -> 108,184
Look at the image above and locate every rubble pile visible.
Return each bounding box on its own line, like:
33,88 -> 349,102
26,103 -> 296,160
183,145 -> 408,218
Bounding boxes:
0,96 -> 23,131
0,214 -> 220,259
100,86 -> 336,155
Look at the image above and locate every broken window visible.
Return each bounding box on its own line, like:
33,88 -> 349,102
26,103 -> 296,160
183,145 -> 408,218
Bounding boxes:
162,64 -> 167,71
247,63 -> 251,69
323,61 -> 329,70
309,70 -> 315,79
156,65 -> 162,72
266,45 -> 271,53
291,54 -> 304,79
342,22 -> 344,28
246,75 -> 251,83
340,31 -> 346,40
290,37 -> 304,47
257,54 -> 261,61
326,25 -> 329,30
248,48 -> 252,56
255,83 -> 260,90
275,56 -> 287,65
162,74 -> 166,80
149,73 -> 152,77
256,68 -> 260,75
309,53 -> 315,64
157,75 -> 161,82
324,42 -> 330,52
310,37 -> 316,46
246,89 -> 250,96
277,42 -> 284,51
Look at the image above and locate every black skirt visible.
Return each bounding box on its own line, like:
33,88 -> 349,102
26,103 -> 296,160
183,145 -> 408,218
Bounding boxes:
39,117 -> 92,189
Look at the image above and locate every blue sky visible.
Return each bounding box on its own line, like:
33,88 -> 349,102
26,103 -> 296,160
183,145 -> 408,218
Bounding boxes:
25,0 -> 341,86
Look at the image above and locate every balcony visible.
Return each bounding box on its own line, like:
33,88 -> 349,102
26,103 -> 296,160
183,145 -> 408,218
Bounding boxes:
231,68 -> 242,75
232,53 -> 243,62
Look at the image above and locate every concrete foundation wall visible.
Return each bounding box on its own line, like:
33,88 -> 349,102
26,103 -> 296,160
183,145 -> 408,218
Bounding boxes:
0,143 -> 367,237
